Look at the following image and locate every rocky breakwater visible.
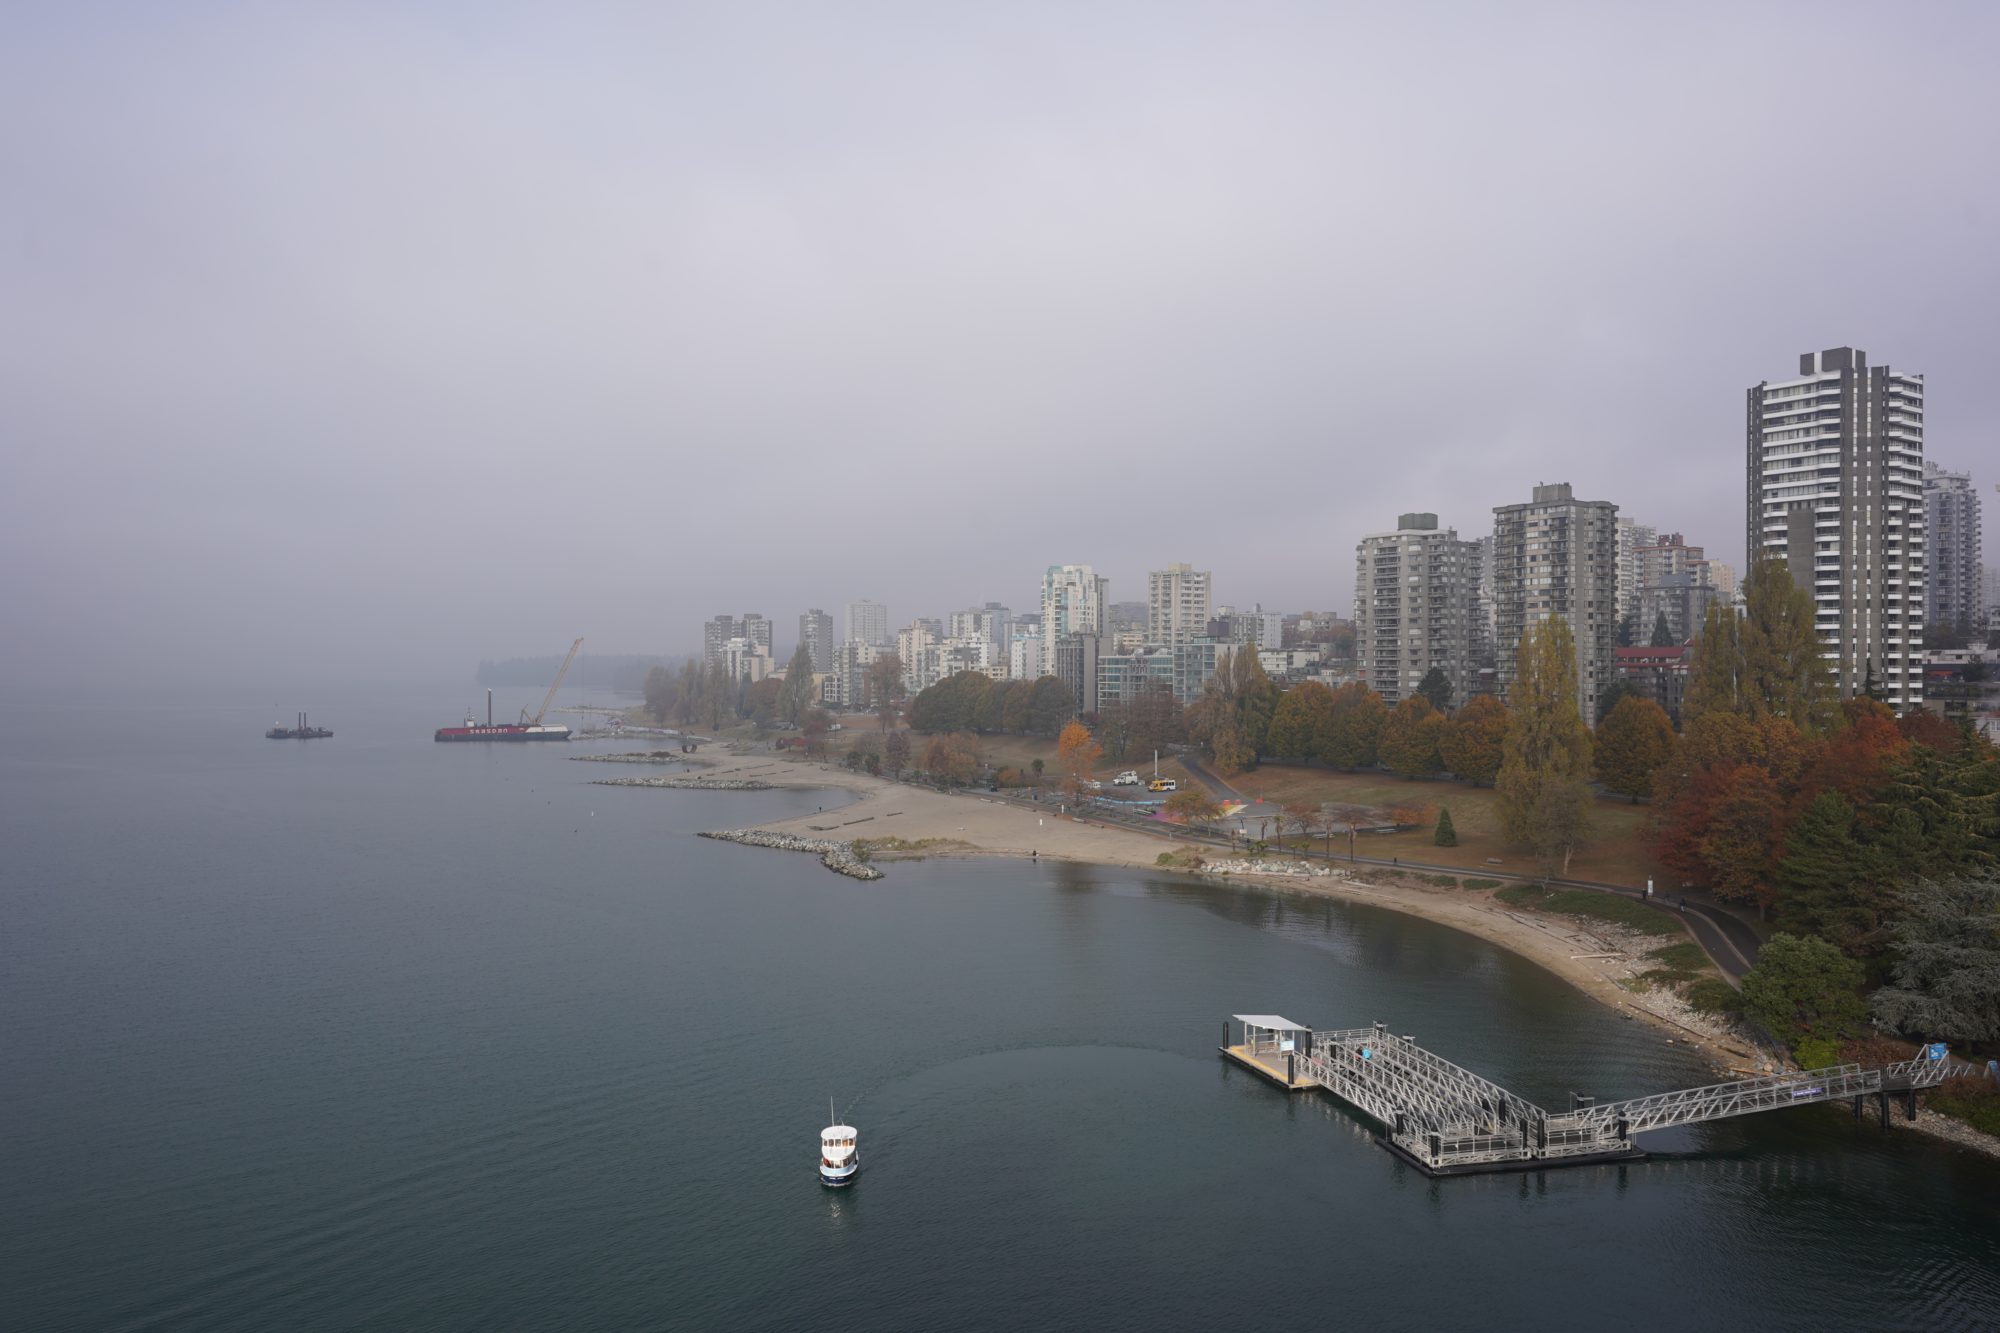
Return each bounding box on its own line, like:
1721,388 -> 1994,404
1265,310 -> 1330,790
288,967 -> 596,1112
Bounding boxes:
592,777 -> 773,790
699,828 -> 884,880
571,751 -> 714,767
1198,857 -> 1334,879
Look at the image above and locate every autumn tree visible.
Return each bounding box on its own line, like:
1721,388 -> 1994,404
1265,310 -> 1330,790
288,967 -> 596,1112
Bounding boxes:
777,642 -> 817,726
801,708 -> 833,758
921,732 -> 982,787
1739,556 -> 1835,732
1267,681 -> 1335,763
1379,696 -> 1447,778
909,671 -> 992,735
1496,617 -> 1594,876
643,665 -> 678,724
1165,787 -> 1223,826
1188,648 -> 1281,774
1416,667 -> 1454,713
865,654 -> 906,728
672,659 -> 703,728
1682,601 -> 1745,725
1321,682 -> 1388,771
1439,694 -> 1508,785
1695,764 -> 1787,913
1594,696 -> 1675,800
700,660 -> 733,728
1057,720 -> 1104,803
1127,681 -> 1184,760
883,729 -> 911,779
742,676 -> 783,731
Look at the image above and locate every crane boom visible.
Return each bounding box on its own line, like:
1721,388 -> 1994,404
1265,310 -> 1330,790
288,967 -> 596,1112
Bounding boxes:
531,637 -> 585,725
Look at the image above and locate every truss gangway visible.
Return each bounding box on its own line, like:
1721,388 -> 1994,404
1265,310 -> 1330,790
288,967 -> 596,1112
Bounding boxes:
1225,1018 -> 1986,1175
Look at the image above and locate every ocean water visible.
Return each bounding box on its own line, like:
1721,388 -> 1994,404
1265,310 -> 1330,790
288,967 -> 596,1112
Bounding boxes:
3,688 -> 1997,1331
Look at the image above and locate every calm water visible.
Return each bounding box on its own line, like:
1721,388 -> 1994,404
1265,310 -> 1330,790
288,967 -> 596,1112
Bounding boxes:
4,688 -> 1997,1331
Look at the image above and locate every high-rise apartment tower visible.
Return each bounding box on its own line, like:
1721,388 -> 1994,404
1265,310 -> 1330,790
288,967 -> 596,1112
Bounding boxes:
1353,513 -> 1480,708
1148,564 -> 1212,647
1492,483 -> 1619,724
1924,462 -> 1981,640
1747,347 -> 1925,709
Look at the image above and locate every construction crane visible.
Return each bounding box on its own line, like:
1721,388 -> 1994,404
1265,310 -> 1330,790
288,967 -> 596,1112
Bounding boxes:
526,637 -> 585,725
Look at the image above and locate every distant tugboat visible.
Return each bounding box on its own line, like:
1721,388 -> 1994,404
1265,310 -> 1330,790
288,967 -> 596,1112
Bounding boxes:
266,712 -> 333,740
819,1103 -> 859,1188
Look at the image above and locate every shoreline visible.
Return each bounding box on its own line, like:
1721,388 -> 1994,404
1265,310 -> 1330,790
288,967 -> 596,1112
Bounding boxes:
636,745 -> 1763,1067
612,741 -> 1998,1159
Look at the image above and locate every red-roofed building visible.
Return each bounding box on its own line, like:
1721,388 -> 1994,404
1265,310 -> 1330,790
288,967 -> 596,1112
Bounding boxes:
1613,643 -> 1693,723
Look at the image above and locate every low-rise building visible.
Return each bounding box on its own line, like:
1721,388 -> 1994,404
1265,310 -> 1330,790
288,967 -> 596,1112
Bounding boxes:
1611,644 -> 1691,723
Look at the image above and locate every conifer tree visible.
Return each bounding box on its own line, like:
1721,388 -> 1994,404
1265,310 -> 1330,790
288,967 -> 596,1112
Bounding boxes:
1416,666 -> 1454,713
1433,806 -> 1458,847
1650,611 -> 1676,647
1496,617 -> 1594,875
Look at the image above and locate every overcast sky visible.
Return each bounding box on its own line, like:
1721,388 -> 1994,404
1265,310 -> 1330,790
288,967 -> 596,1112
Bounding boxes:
5,2 -> 1996,688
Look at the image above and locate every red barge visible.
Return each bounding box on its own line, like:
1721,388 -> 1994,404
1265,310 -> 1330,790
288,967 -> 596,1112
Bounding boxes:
437,638 -> 582,743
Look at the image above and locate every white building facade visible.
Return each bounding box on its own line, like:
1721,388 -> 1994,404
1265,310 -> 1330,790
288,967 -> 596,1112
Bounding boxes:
1747,347 -> 1925,709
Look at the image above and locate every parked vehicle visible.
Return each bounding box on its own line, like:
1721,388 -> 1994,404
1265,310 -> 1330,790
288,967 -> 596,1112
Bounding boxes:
1148,778 -> 1178,793
1113,771 -> 1140,786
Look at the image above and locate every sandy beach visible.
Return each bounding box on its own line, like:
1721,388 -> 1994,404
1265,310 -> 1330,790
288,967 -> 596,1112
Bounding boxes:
610,743 -> 1775,1074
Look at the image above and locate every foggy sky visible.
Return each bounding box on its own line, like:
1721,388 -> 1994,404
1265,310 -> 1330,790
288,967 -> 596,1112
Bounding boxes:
5,2 -> 1997,689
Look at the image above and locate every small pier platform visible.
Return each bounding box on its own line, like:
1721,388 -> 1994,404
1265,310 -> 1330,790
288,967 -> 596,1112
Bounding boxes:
1222,1016 -> 1984,1176
1220,1016 -> 1320,1092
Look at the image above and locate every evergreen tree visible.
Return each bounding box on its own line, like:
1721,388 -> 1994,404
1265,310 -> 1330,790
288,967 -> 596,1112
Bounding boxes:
1433,806 -> 1458,847
1496,617 -> 1595,876
1774,791 -> 1880,952
1416,666 -> 1454,713
1870,873 -> 2000,1043
1593,695 -> 1675,801
1650,612 -> 1676,647
1740,933 -> 1867,1047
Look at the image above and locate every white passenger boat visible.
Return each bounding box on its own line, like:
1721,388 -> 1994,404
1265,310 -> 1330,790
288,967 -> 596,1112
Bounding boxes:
819,1104 -> 859,1188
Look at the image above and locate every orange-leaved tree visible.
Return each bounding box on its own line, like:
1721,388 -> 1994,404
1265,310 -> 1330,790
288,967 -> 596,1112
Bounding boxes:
1057,720 -> 1103,803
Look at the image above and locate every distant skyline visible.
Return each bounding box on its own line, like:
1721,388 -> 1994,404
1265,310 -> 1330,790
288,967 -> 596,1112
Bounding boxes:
4,3 -> 1997,688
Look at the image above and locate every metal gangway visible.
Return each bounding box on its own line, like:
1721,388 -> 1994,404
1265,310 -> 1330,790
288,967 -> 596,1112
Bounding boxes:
1238,1019 -> 1983,1175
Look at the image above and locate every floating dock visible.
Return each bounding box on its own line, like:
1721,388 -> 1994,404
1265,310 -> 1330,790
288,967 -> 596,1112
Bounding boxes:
1223,1016 -> 1982,1176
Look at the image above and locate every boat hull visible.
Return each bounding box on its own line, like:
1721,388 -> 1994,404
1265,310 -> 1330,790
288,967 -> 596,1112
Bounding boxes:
819,1161 -> 859,1188
433,726 -> 571,742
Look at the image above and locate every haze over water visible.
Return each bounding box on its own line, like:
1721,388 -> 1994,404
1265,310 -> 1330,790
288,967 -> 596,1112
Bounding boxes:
4,689 -> 1997,1330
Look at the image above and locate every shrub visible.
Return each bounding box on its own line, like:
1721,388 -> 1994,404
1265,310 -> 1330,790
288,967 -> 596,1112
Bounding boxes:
1494,884 -> 1682,936
1462,878 -> 1503,892
1793,1036 -> 1842,1071
1686,979 -> 1743,1016
1425,874 -> 1459,888
1930,1079 -> 2000,1136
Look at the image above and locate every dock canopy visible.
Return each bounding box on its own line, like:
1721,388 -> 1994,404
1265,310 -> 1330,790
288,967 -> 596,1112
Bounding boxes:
1232,1015 -> 1308,1032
